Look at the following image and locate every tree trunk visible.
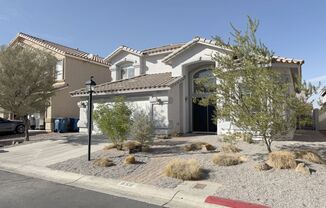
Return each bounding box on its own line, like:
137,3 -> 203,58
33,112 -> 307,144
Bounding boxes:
23,115 -> 29,141
263,135 -> 272,153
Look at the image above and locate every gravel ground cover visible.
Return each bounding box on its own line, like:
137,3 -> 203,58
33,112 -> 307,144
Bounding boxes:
48,132 -> 326,208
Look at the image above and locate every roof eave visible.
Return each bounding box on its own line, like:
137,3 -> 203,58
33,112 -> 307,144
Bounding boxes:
70,87 -> 171,97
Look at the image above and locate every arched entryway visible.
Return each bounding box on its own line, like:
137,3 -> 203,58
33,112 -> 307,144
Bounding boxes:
190,67 -> 217,133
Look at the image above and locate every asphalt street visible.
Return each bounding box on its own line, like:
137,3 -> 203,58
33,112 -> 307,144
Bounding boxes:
0,170 -> 161,208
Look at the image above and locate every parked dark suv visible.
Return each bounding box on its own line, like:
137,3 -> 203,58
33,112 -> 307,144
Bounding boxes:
0,118 -> 25,134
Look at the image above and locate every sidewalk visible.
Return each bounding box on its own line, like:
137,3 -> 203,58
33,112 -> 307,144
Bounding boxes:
0,134 -> 107,166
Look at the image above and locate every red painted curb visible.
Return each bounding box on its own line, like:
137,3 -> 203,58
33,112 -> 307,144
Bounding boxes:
205,196 -> 270,208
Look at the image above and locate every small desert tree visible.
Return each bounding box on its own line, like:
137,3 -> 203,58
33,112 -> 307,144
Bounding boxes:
93,96 -> 131,149
197,17 -> 314,153
0,45 -> 57,141
130,110 -> 155,146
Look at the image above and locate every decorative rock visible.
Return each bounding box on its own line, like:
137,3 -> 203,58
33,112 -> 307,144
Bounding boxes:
255,162 -> 272,171
295,163 -> 311,176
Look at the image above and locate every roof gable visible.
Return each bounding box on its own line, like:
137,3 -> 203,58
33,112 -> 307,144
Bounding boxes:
10,32 -> 110,67
161,37 -> 230,64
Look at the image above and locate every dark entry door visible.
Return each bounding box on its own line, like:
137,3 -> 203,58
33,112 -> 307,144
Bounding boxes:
192,98 -> 217,132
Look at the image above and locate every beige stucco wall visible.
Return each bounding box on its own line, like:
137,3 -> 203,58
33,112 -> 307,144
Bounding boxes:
46,56 -> 110,130
167,83 -> 182,134
144,54 -> 172,74
77,90 -> 171,135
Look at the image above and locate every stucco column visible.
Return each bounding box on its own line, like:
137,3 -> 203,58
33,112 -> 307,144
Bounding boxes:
110,66 -> 118,81
77,101 -> 88,133
133,62 -> 141,76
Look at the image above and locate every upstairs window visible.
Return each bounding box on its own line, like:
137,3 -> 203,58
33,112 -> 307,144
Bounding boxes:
55,60 -> 64,81
193,69 -> 215,94
120,63 -> 134,80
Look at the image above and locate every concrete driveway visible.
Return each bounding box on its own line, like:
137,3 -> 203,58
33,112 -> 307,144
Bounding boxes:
0,134 -> 108,167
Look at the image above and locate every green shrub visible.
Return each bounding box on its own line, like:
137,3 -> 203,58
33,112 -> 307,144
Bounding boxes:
93,97 -> 131,147
222,133 -> 238,145
130,110 -> 155,146
242,133 -> 254,144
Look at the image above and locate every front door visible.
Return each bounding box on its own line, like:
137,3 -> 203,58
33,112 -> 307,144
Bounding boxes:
192,98 -> 217,132
191,68 -> 217,133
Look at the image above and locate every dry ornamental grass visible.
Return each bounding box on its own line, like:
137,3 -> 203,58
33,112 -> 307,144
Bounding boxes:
266,151 -> 297,169
103,144 -> 117,150
164,159 -> 203,180
124,155 -> 136,164
93,157 -> 115,167
183,142 -> 215,152
212,153 -> 243,166
295,150 -> 324,164
220,144 -> 241,153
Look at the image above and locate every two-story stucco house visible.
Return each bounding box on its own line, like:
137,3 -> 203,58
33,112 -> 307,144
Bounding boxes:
9,33 -> 111,131
71,37 -> 304,136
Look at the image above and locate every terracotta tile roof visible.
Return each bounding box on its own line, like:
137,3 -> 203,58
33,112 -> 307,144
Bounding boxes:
104,45 -> 142,60
272,55 -> 304,65
142,43 -> 184,55
161,37 -> 304,65
70,72 -> 183,96
13,33 -> 109,66
105,43 -> 183,61
161,37 -> 229,63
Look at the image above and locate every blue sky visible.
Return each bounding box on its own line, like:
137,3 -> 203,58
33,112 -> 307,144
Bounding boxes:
0,0 -> 325,84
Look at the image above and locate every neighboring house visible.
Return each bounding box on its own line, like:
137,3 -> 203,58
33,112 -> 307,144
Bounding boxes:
71,37 -> 304,136
9,33 -> 111,131
316,88 -> 326,130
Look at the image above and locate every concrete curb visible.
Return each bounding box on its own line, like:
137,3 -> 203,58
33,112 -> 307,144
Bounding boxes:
0,162 -> 223,208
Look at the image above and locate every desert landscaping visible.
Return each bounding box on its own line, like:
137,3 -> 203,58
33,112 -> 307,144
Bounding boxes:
48,130 -> 326,208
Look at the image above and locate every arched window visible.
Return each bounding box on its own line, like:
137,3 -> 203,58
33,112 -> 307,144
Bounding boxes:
193,69 -> 215,94
119,63 -> 134,80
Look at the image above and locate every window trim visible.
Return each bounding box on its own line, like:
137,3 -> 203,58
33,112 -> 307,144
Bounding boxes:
119,62 -> 134,80
55,59 -> 64,81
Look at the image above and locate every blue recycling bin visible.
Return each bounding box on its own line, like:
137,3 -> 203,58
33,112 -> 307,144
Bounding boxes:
54,117 -> 68,133
69,118 -> 79,132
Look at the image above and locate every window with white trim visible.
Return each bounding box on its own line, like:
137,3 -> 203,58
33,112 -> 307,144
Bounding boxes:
119,63 -> 134,80
55,60 -> 64,81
